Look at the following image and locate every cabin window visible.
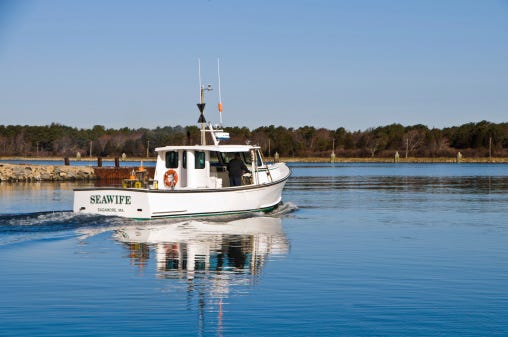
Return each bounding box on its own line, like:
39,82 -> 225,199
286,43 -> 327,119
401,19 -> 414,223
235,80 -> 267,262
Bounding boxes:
195,151 -> 205,169
183,151 -> 187,169
222,152 -> 252,165
165,151 -> 179,168
241,152 -> 252,165
209,151 -> 221,167
256,151 -> 263,166
220,152 -> 234,165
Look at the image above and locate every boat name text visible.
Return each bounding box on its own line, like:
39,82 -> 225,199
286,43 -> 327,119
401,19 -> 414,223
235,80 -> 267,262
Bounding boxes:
90,195 -> 131,205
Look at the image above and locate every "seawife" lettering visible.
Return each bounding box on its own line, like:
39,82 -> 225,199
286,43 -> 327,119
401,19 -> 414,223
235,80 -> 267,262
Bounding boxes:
90,195 -> 131,205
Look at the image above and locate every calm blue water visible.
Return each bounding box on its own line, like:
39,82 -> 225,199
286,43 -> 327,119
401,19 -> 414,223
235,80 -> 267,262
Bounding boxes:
1,163 -> 508,336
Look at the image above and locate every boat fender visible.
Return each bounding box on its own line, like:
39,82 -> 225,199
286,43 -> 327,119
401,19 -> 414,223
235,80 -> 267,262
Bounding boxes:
164,169 -> 178,188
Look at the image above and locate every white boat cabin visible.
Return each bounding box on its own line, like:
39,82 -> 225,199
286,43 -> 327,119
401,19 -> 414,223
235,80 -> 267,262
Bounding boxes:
153,145 -> 271,190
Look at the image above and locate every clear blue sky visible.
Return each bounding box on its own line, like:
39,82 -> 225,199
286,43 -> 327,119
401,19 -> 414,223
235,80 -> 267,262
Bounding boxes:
1,0 -> 507,131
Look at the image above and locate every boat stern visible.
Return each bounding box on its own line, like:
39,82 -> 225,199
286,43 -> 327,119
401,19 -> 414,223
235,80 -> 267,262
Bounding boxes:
73,188 -> 152,219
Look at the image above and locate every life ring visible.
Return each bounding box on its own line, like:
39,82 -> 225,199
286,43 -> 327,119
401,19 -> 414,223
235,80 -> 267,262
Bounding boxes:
164,169 -> 178,188
134,181 -> 142,188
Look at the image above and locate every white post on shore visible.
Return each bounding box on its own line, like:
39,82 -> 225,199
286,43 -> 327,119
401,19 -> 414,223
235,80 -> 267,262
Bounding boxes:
330,139 -> 336,163
489,136 -> 492,162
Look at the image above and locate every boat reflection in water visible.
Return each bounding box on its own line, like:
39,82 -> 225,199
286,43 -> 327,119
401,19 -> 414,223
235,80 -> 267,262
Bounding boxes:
114,215 -> 289,287
113,216 -> 289,333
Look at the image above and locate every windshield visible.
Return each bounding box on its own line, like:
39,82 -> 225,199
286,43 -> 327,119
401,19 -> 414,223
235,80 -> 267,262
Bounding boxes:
219,151 -> 252,165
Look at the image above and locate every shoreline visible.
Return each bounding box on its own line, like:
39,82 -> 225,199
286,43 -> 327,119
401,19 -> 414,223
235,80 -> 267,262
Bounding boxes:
1,156 -> 507,183
0,156 -> 157,163
280,157 -> 508,163
2,156 -> 508,164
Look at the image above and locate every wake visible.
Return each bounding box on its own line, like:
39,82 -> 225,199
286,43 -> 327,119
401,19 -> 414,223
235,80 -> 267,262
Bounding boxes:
268,201 -> 298,216
0,202 -> 298,243
0,211 -> 125,233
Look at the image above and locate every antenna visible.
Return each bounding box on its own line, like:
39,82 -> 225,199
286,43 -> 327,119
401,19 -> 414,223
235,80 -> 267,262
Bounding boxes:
217,58 -> 223,125
198,58 -> 202,101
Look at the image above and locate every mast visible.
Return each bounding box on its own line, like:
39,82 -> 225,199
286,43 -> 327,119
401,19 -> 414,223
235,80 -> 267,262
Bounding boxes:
197,86 -> 206,146
217,58 -> 223,125
196,59 -> 228,145
197,59 -> 212,145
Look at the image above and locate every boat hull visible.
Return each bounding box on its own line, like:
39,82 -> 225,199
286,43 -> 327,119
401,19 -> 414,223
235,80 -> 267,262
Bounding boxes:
73,178 -> 288,219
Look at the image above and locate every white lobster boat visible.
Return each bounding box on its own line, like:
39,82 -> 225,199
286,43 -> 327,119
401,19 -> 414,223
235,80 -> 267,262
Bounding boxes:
73,86 -> 291,220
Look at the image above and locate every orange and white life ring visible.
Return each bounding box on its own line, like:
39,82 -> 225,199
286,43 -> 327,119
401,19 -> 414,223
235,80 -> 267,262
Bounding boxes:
163,169 -> 178,188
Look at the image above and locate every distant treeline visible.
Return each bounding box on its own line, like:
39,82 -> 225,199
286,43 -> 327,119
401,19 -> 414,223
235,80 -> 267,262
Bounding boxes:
1,121 -> 507,158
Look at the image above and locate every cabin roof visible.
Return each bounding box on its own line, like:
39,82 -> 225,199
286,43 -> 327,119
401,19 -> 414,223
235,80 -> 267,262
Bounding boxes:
155,144 -> 260,153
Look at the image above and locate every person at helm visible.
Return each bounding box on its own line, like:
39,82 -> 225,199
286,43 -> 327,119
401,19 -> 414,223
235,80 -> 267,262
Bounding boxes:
227,153 -> 250,186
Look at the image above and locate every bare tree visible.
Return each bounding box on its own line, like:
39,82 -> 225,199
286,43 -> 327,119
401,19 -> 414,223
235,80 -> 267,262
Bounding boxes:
363,132 -> 387,157
404,129 -> 425,157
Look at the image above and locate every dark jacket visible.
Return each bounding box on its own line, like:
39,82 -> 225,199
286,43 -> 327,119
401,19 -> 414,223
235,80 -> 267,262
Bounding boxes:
227,158 -> 248,177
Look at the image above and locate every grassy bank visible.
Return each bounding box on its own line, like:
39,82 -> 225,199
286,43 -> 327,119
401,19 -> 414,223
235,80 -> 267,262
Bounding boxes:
277,157 -> 508,163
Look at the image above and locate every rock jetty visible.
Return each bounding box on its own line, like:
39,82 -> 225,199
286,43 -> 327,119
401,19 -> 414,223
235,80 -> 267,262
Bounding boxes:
0,163 -> 95,182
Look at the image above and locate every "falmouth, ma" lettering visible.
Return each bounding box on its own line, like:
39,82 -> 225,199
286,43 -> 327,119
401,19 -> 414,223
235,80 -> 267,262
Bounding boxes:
90,195 -> 132,205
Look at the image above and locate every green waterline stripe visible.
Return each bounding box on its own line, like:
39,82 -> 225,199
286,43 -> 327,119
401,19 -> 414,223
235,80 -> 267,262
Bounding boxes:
133,205 -> 277,221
